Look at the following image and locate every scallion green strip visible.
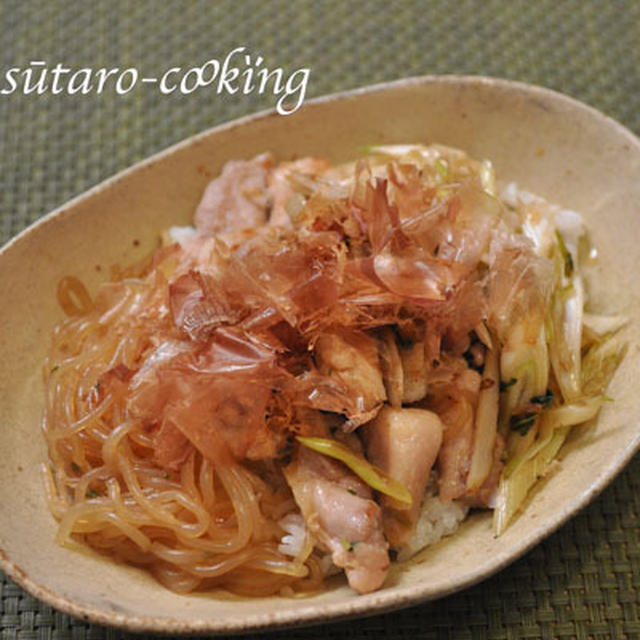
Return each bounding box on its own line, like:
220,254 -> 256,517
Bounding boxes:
296,436 -> 412,505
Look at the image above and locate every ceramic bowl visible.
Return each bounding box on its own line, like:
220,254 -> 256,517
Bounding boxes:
0,76 -> 638,634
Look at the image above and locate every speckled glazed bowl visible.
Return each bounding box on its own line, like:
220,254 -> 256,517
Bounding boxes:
0,76 -> 638,634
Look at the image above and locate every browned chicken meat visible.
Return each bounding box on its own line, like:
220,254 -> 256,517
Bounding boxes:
364,407 -> 443,546
284,446 -> 390,594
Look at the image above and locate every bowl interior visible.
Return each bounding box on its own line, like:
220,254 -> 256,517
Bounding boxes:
0,76 -> 639,633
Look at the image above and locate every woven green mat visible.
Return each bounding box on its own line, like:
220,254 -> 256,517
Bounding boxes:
0,1 -> 638,638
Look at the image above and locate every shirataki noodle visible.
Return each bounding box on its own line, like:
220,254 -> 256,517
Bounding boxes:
44,274 -> 324,595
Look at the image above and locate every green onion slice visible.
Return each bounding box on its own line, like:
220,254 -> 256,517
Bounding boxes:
295,436 -> 412,505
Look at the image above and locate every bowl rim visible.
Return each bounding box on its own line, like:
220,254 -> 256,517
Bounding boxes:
1,73 -> 639,634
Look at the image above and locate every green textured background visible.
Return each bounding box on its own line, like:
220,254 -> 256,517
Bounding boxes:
0,1 -> 638,638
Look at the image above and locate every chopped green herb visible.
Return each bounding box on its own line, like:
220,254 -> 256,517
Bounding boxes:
70,462 -> 81,474
500,377 -> 518,392
531,391 -> 554,407
50,365 -> 59,374
296,436 -> 412,505
435,158 -> 449,181
340,537 -> 360,552
86,489 -> 100,499
510,413 -> 537,436
347,488 -> 357,496
556,230 -> 574,277
565,252 -> 574,277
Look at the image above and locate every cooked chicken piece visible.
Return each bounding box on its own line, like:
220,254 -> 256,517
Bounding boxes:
364,406 -> 443,546
378,328 -> 403,408
314,329 -> 386,423
434,368 -> 481,502
194,153 -> 272,235
400,339 -> 427,403
284,446 -> 389,594
436,398 -> 474,502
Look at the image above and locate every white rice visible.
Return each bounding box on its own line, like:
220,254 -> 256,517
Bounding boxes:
277,513 -> 309,558
167,224 -> 197,246
278,494 -> 469,566
397,494 -> 469,562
